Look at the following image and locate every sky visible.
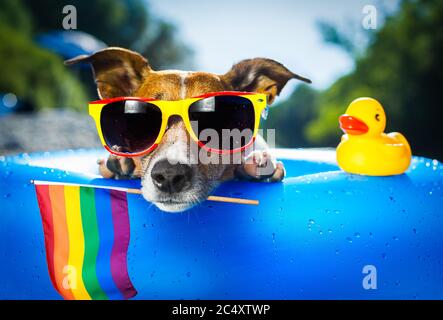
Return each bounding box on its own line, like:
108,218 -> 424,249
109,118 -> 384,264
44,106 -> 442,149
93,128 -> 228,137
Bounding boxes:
149,0 -> 398,100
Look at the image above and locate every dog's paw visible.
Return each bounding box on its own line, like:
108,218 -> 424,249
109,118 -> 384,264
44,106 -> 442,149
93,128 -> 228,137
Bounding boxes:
97,158 -> 114,178
237,150 -> 285,182
97,154 -> 139,180
269,161 -> 285,182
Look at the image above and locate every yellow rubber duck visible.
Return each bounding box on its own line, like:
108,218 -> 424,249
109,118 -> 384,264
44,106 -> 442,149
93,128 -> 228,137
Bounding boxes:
336,97 -> 412,176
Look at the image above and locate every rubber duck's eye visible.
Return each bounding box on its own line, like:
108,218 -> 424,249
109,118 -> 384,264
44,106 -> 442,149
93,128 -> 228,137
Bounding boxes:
375,114 -> 380,121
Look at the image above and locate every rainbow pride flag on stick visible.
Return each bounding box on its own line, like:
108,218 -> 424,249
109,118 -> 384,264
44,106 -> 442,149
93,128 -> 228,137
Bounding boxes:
34,181 -> 137,300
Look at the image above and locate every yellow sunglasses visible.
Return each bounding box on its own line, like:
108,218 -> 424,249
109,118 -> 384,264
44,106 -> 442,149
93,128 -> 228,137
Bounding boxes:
89,91 -> 268,157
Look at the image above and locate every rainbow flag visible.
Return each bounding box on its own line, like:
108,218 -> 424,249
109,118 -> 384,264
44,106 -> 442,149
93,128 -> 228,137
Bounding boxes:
34,182 -> 137,300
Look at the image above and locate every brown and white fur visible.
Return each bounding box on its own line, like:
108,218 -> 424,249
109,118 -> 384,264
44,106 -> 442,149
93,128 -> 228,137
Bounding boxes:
66,47 -> 311,212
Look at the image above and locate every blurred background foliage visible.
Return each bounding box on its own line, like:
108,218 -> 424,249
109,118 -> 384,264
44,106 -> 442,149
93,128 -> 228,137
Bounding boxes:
0,0 -> 87,111
0,0 -> 442,159
265,0 -> 443,159
0,0 -> 193,111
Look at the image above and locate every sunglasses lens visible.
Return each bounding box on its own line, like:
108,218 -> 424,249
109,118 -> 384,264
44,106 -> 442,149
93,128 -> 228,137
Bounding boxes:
100,100 -> 162,154
188,95 -> 255,150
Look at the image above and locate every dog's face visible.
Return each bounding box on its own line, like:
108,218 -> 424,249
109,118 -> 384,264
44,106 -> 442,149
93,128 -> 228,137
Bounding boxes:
67,47 -> 310,212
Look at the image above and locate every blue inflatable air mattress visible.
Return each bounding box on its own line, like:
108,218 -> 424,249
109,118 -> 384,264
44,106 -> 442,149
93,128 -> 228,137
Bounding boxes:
0,148 -> 442,299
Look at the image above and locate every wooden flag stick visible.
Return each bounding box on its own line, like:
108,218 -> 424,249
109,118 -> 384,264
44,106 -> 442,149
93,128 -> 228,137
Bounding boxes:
31,180 -> 259,206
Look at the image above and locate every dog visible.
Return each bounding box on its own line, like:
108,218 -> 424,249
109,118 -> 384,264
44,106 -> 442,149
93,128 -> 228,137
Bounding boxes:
66,47 -> 311,212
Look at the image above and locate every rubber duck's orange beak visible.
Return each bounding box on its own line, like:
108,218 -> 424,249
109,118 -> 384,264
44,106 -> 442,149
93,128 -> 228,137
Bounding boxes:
339,115 -> 369,135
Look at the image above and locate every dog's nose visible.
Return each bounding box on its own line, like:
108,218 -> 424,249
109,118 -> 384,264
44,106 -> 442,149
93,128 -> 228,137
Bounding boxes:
151,160 -> 193,193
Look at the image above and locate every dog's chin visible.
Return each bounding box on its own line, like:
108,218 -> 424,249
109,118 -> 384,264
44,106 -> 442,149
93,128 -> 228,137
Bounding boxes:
140,187 -> 202,213
154,201 -> 196,213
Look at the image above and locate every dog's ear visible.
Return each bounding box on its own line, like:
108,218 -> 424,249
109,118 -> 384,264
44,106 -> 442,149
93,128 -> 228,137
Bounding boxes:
222,58 -> 311,104
65,47 -> 151,99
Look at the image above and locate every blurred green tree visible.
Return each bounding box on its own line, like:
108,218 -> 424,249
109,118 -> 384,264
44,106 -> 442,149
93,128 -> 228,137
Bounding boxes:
22,0 -> 193,70
0,25 -> 88,111
263,84 -> 319,147
268,0 -> 443,159
0,0 -> 88,110
0,0 -> 193,111
0,0 -> 32,35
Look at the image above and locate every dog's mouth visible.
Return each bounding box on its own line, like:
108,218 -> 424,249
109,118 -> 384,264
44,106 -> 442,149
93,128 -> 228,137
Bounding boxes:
152,198 -> 199,213
147,194 -> 207,213
156,199 -> 187,204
